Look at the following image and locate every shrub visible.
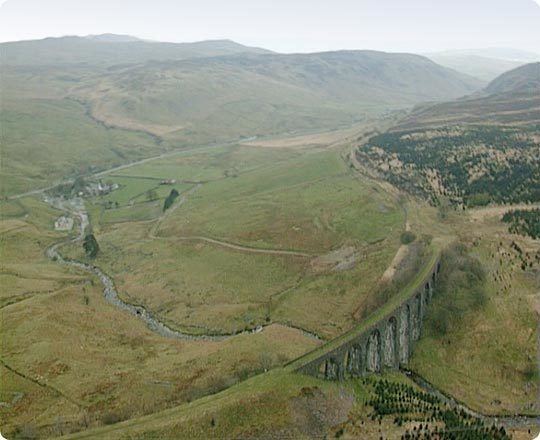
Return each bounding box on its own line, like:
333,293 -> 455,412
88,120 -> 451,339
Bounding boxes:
425,243 -> 487,337
83,233 -> 99,258
400,231 -> 416,245
163,189 -> 180,211
101,411 -> 123,425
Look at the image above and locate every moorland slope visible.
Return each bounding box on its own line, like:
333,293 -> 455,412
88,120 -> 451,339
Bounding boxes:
396,62 -> 540,129
1,37 -> 483,196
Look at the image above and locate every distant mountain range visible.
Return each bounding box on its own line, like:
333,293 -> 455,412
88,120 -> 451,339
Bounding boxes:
425,48 -> 539,82
394,62 -> 540,129
83,34 -> 144,43
1,35 -> 272,66
428,48 -> 540,63
2,0 -> 540,53
484,62 -> 540,95
1,34 -> 535,197
1,35 -> 485,141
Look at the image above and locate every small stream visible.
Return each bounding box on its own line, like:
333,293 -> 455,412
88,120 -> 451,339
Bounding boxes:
45,197 -> 321,342
43,196 -> 539,430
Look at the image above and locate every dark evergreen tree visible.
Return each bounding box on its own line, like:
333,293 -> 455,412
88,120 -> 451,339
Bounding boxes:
83,233 -> 100,258
163,189 -> 180,211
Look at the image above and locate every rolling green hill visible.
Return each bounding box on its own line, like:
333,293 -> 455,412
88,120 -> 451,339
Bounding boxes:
484,61 -> 540,95
425,53 -> 526,82
1,35 -> 272,67
72,50 -> 483,141
396,62 -> 540,129
1,37 -> 483,196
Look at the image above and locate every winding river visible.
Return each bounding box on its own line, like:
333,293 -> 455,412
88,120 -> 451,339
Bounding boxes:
43,196 -> 539,430
44,197 -> 321,342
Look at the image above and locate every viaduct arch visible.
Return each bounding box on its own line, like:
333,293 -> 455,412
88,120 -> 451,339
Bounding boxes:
287,255 -> 441,379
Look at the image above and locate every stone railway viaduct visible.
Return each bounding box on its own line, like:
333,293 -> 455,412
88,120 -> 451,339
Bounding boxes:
286,253 -> 441,380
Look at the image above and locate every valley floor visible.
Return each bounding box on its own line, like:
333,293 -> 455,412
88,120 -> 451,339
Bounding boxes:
1,123 -> 538,439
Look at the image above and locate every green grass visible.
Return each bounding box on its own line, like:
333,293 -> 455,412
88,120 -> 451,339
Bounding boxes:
0,205 -> 319,438
98,201 -> 163,224
113,144 -> 303,182
0,96 -> 164,197
86,180 -> 192,227
159,148 -> 404,252
96,177 -> 162,206
59,145 -> 405,337
57,368 -> 390,440
409,233 -> 539,415
55,370 -> 332,439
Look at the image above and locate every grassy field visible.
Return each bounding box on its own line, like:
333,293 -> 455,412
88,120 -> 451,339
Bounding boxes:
0,96 -> 164,197
157,147 -> 404,252
63,221 -> 307,335
86,177 -> 192,227
60,144 -> 405,338
112,144 -> 309,183
3,124 -> 538,438
410,210 -> 539,416
94,177 -> 185,207
0,197 -> 86,309
55,369 -> 536,440
54,370 -> 364,439
0,198 -> 319,438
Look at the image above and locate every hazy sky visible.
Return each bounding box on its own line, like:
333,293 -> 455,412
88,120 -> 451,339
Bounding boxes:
1,0 -> 540,53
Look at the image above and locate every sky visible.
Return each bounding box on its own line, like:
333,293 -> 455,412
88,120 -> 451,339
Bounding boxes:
1,0 -> 540,53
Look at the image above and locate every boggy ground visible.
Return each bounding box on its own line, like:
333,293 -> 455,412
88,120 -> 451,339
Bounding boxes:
0,198 -> 320,438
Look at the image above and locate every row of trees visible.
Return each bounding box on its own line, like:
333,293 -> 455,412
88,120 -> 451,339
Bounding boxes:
364,377 -> 510,440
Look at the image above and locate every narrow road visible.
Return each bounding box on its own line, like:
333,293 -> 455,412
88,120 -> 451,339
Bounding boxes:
148,184 -> 314,258
9,141 -> 237,201
469,203 -> 540,221
159,236 -> 313,258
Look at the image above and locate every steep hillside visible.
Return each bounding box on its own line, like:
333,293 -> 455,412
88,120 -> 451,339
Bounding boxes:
358,63 -> 540,207
0,38 -> 482,195
485,61 -> 540,94
396,62 -> 540,129
72,50 -> 482,140
425,53 -> 526,82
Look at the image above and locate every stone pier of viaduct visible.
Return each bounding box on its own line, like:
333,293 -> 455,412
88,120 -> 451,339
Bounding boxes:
287,254 -> 441,380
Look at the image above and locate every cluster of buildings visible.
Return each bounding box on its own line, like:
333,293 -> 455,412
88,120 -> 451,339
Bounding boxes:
160,179 -> 177,185
54,216 -> 74,231
77,181 -> 119,197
